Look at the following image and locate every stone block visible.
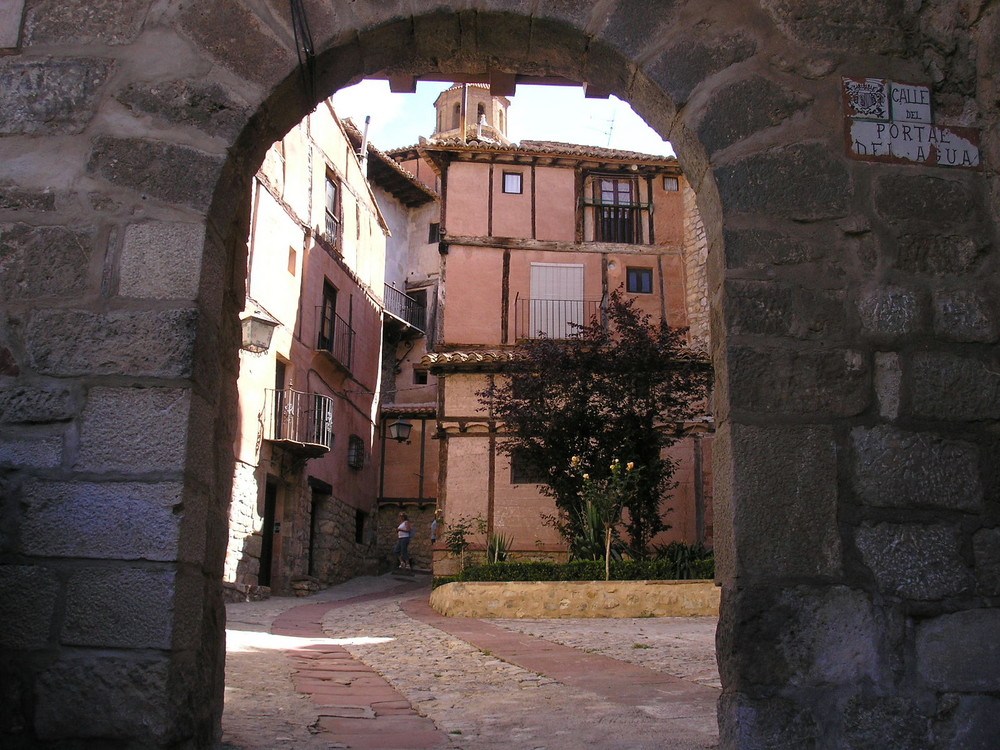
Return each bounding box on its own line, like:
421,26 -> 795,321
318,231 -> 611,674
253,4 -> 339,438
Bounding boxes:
719,584 -> 885,688
0,1 -> 24,48
933,693 -> 1000,750
34,656 -> 172,741
0,385 -> 75,424
933,289 -> 998,342
718,692 -> 819,749
119,222 -> 205,300
874,352 -> 901,419
63,568 -> 175,648
697,76 -> 811,155
726,279 -> 845,341
858,286 -> 922,338
715,143 -> 851,221
0,345 -> 17,376
876,173 -> 984,227
0,223 -> 93,300
850,425 -> 981,511
727,345 -> 870,417
20,479 -> 183,561
763,0 -> 907,54
0,565 -> 59,648
86,137 -> 224,210
840,694 -> 928,750
0,435 -> 61,468
855,523 -> 971,600
908,351 -> 1000,421
724,424 -> 841,580
23,0 -> 147,45
723,228 -> 826,270
596,0 -> 680,59
0,57 -> 113,135
24,308 -> 198,378
0,186 -> 55,211
76,387 -> 190,473
972,528 -> 1000,596
894,233 -> 987,276
178,0 -> 294,87
115,80 -> 249,141
916,609 -> 1000,690
645,33 -> 757,106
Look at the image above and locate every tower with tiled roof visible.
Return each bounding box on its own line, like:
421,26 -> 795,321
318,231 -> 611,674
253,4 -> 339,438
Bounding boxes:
431,83 -> 512,145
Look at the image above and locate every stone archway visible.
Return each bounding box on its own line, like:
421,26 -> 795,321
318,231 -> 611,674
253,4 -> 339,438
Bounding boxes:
1,2 -> 997,747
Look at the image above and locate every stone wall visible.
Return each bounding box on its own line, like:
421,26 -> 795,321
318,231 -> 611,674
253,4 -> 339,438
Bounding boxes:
681,180 -> 710,351
0,1 -> 997,747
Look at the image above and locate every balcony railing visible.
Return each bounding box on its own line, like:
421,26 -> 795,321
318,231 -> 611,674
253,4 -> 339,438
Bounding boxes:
514,297 -> 600,340
384,283 -> 425,333
594,205 -> 642,244
315,306 -> 354,371
263,388 -> 334,457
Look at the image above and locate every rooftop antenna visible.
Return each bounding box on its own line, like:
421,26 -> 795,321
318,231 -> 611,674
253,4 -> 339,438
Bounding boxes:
605,110 -> 616,148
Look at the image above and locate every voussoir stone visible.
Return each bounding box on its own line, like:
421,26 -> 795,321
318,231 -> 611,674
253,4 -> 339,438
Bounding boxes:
86,137 -> 225,209
24,308 -> 198,378
856,522 -> 972,600
763,0 -> 909,54
596,0 -> 680,59
23,0 -> 148,45
20,479 -> 183,561
645,33 -> 757,106
115,80 -> 249,140
697,76 -> 812,155
851,425 -> 981,511
0,57 -> 114,135
715,142 -> 852,221
0,223 -> 93,300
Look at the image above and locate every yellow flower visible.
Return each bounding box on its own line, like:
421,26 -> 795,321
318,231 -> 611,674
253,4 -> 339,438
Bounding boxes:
626,462 -> 635,472
583,473 -> 590,480
571,456 -> 581,466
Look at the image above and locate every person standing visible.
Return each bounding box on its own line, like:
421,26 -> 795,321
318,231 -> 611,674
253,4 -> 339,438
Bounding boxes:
394,512 -> 412,569
430,509 -> 443,545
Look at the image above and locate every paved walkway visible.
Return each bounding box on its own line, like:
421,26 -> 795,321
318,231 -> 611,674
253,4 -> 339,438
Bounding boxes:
222,573 -> 720,749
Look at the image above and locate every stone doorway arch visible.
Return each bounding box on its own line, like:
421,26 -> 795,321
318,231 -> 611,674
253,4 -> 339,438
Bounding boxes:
1,2 -> 997,747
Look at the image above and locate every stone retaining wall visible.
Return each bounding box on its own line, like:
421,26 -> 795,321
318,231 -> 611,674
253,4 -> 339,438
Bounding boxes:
429,580 -> 720,618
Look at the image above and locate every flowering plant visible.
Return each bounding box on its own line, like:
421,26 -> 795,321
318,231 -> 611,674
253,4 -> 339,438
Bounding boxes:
570,456 -> 641,580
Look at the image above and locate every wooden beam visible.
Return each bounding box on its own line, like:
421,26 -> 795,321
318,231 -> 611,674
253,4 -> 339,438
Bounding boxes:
490,71 -> 517,97
388,75 -> 417,93
583,83 -> 611,99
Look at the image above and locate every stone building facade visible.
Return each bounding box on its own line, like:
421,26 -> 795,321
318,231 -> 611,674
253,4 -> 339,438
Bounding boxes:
0,2 -> 997,748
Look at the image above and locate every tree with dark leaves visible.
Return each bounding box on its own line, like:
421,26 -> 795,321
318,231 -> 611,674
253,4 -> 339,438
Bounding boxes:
479,292 -> 711,556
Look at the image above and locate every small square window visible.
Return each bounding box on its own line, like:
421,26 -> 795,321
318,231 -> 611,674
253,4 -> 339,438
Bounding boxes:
413,369 -> 428,385
626,267 -> 654,294
663,176 -> 679,192
287,246 -> 297,275
428,222 -> 440,243
502,172 -> 523,194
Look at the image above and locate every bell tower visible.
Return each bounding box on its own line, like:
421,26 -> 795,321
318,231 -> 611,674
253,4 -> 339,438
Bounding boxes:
431,84 -> 512,144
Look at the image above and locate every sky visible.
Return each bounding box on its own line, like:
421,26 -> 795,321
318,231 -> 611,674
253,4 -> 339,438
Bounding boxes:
329,79 -> 675,156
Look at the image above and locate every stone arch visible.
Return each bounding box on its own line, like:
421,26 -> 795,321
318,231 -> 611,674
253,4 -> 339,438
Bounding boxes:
1,2 -> 997,747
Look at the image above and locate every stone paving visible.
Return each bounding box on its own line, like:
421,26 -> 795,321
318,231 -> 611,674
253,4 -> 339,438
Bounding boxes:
222,573 -> 720,749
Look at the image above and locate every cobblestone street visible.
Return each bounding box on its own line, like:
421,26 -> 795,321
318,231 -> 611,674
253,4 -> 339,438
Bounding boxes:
222,574 -> 720,749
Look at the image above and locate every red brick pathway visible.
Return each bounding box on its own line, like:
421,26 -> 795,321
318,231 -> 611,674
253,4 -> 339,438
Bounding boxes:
271,580 -> 454,749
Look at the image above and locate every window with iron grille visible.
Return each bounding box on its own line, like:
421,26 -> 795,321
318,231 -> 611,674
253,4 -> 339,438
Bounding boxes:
626,267 -> 654,294
347,434 -> 364,470
592,177 -> 642,244
317,281 -> 337,351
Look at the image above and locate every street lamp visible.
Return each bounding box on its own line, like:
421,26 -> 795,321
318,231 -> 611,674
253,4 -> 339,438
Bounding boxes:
240,307 -> 279,353
387,418 -> 413,443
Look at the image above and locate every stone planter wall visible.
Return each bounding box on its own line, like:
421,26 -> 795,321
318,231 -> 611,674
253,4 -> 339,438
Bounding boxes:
430,580 -> 720,618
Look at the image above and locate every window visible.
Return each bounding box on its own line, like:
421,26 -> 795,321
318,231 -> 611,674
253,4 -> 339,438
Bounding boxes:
510,449 -> 547,484
324,174 -> 341,245
452,103 -> 461,130
502,171 -> 523,194
626,267 -> 654,294
593,177 -> 641,244
347,435 -> 364,469
313,394 -> 334,447
318,281 -> 337,351
413,369 -> 428,385
428,222 -> 440,243
663,175 -> 679,192
522,262 -> 585,339
287,245 -> 297,275
477,102 -> 486,121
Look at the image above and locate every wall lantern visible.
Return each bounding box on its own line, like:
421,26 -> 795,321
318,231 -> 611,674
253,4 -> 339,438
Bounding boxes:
387,418 -> 413,443
240,308 -> 279,353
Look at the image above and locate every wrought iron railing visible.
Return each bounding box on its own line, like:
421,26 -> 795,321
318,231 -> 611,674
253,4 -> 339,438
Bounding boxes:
264,389 -> 334,452
594,204 -> 641,244
383,283 -> 425,332
315,306 -> 354,371
514,297 -> 600,340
